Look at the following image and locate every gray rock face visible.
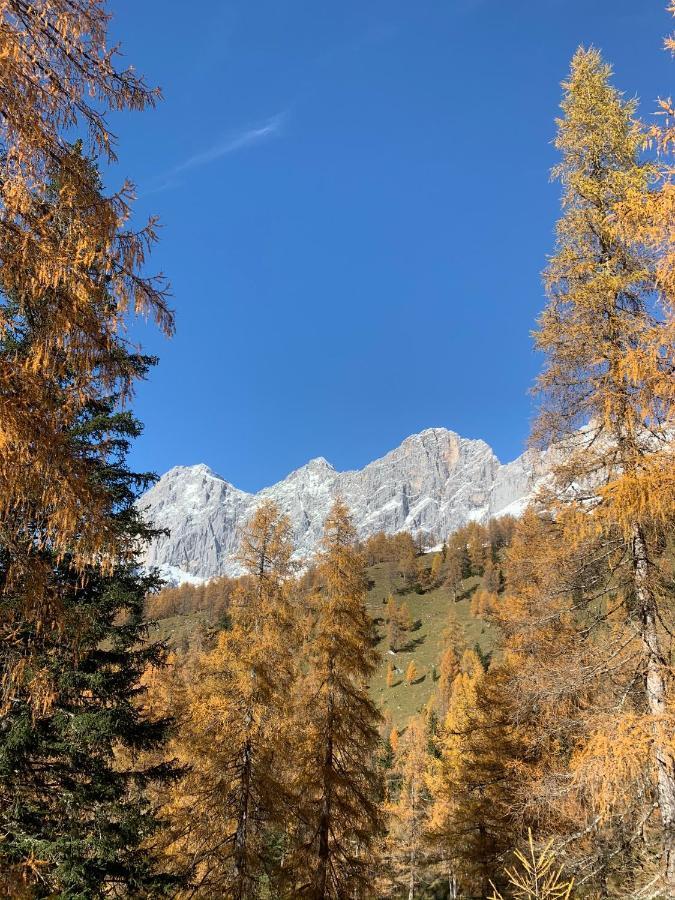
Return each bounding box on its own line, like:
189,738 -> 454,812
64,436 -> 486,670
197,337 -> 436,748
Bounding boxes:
138,428 -> 543,584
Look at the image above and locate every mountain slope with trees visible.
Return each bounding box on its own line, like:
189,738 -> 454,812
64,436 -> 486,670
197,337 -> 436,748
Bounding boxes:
0,0 -> 673,897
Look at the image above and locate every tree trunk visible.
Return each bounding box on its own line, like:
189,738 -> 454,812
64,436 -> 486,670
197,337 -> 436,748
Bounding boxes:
407,780 -> 416,900
234,734 -> 252,900
441,850 -> 459,900
449,872 -> 458,900
633,523 -> 675,896
314,692 -> 334,899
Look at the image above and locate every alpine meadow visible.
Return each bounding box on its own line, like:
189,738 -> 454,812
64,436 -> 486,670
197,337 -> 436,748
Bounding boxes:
0,1 -> 674,898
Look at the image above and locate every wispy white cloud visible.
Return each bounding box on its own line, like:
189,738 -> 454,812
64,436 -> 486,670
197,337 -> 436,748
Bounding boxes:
172,111 -> 287,176
141,111 -> 287,197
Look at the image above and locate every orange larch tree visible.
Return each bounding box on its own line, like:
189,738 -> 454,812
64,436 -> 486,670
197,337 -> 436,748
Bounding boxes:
382,715 -> 431,899
0,0 -> 172,575
496,46 -> 675,894
291,500 -> 384,898
157,502 -> 298,898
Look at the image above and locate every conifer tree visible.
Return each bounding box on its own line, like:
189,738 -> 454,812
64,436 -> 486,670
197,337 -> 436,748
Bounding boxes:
159,502 -> 297,898
443,549 -> 465,600
0,1 -> 172,580
387,594 -> 402,652
492,510 -> 639,892
466,523 -> 487,576
0,11 -> 171,819
292,500 -> 383,898
399,602 -> 413,634
383,716 -> 431,899
530,46 -> 675,891
0,157 -> 176,894
478,47 -> 675,896
390,728 -> 400,757
0,355 -> 176,893
428,650 -> 518,897
430,553 -> 443,586
488,831 -> 574,900
481,557 -> 502,594
405,660 -> 419,686
398,544 -> 419,590
436,610 -> 465,718
471,588 -> 497,620
437,647 -> 460,719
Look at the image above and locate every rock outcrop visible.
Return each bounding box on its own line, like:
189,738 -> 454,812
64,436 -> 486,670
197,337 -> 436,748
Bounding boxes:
138,428 -> 543,583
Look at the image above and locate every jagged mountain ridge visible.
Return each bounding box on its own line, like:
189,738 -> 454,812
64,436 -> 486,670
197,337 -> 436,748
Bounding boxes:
138,428 -> 543,584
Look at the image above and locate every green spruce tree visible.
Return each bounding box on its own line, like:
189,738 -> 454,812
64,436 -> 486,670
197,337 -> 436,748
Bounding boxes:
0,154 -> 177,897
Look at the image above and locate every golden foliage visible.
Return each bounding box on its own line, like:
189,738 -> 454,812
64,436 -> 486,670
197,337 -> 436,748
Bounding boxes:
381,716 -> 431,897
489,831 -> 574,900
405,660 -> 418,685
536,49 -> 673,486
524,45 -> 675,891
570,712 -> 675,823
0,0 -> 172,575
145,575 -> 236,624
0,1 -> 172,717
425,647 -> 527,894
290,499 -> 384,897
156,502 -> 297,896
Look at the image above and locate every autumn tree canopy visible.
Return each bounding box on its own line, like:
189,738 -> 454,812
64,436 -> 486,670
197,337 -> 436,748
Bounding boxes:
0,0 -> 172,573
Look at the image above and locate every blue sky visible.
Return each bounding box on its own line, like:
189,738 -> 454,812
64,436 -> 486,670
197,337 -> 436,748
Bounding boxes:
107,0 -> 672,492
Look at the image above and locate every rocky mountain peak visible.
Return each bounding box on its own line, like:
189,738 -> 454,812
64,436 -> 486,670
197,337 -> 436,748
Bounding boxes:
283,456 -> 336,480
306,456 -> 334,469
138,428 -> 541,584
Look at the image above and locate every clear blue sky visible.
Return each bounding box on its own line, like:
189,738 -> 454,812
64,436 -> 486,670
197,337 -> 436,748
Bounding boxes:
107,0 -> 672,492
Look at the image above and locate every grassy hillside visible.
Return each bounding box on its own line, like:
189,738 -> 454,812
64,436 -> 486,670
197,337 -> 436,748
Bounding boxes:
366,555 -> 497,728
150,551 -> 496,730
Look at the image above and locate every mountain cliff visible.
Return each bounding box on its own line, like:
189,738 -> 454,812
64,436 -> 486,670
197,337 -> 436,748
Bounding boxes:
138,428 -> 543,583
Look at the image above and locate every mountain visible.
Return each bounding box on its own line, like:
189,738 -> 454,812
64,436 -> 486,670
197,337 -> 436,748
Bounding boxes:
138,428 -> 544,584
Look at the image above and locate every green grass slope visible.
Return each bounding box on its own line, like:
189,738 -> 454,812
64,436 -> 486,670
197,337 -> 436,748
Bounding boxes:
366,555 -> 497,728
150,552 -> 496,731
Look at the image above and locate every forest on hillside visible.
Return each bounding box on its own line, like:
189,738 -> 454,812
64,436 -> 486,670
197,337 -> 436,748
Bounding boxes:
0,1 -> 673,898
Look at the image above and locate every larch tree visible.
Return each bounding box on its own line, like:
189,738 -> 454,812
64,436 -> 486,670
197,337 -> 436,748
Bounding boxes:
488,831 -> 575,900
405,660 -> 418,686
0,0 -> 171,644
617,3 -> 675,344
437,647 -> 460,720
466,523 -> 488,576
390,728 -> 400,757
158,501 -> 297,898
292,500 -> 384,898
382,715 -> 432,900
387,594 -> 402,652
436,610 -> 465,719
0,0 -> 172,719
505,46 -> 675,892
427,650 -> 486,896
430,552 -> 443,586
428,649 -> 521,898
399,602 -> 413,634
443,544 -> 466,601
481,557 -> 502,594
0,0 -> 172,555
494,510 -> 644,893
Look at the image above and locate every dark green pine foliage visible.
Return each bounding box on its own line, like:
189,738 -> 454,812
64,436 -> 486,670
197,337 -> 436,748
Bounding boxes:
0,150 -> 179,897
0,383 -> 180,897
